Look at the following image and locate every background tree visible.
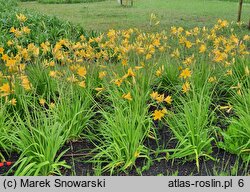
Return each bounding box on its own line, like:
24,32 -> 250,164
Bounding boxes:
237,0 -> 243,22
237,0 -> 250,29
118,0 -> 133,6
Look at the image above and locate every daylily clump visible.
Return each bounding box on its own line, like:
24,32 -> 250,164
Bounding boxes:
0,14 -> 248,120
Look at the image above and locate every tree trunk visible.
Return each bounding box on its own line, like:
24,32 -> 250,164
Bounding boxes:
237,0 -> 243,22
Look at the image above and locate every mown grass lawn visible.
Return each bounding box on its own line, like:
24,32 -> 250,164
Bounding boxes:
19,0 -> 250,32
1,0 -> 249,176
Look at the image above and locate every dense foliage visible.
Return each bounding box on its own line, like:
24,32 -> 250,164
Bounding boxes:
0,0 -> 249,175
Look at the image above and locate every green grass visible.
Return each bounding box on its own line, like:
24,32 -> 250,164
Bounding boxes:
18,0 -> 250,32
218,0 -> 250,3
37,0 -> 106,4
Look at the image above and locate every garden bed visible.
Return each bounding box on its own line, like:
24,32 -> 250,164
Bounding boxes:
2,140 -> 249,176
0,0 -> 249,176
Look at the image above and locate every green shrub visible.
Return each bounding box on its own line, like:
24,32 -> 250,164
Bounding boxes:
0,11 -> 88,45
19,0 -> 36,2
0,0 -> 99,47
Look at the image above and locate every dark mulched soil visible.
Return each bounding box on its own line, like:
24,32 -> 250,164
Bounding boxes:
0,151 -> 19,176
1,137 -> 249,176
1,110 -> 249,176
61,124 -> 249,176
